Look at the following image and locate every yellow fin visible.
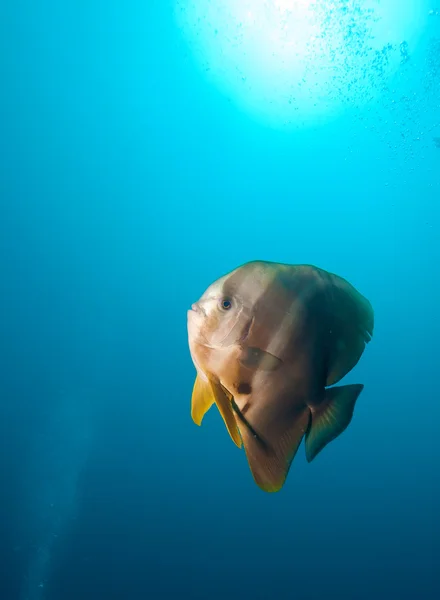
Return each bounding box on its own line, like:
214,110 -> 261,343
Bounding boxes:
211,380 -> 242,448
191,375 -> 214,426
191,376 -> 242,448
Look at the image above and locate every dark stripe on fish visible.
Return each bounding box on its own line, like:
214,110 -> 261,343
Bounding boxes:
237,382 -> 252,395
231,398 -> 268,450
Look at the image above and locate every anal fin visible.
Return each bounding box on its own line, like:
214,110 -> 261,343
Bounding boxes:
236,406 -> 310,493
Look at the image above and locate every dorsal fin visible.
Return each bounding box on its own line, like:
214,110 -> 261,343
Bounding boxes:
323,272 -> 374,386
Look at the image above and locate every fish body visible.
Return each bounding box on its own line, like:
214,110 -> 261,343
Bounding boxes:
187,261 -> 374,492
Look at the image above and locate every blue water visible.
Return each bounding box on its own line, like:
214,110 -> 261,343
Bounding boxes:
1,2 -> 439,599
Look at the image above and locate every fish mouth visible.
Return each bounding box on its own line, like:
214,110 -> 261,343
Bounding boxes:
187,303 -> 205,333
190,302 -> 206,316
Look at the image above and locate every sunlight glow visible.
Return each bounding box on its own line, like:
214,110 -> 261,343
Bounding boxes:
176,0 -> 430,128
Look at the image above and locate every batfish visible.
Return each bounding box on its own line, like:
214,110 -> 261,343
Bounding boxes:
187,261 -> 374,492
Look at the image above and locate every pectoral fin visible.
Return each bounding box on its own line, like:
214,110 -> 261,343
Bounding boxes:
305,384 -> 363,462
239,347 -> 282,371
234,403 -> 310,493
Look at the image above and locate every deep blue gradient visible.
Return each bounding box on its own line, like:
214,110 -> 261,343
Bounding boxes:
0,2 -> 439,599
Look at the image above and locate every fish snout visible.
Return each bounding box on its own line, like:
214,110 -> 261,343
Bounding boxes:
191,301 -> 207,316
188,302 -> 204,328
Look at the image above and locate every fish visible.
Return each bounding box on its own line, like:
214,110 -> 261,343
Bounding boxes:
187,260 -> 374,493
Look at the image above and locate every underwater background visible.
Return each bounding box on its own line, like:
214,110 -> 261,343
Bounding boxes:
0,1 -> 439,599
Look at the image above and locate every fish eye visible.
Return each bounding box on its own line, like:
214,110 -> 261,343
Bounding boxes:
219,297 -> 233,311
